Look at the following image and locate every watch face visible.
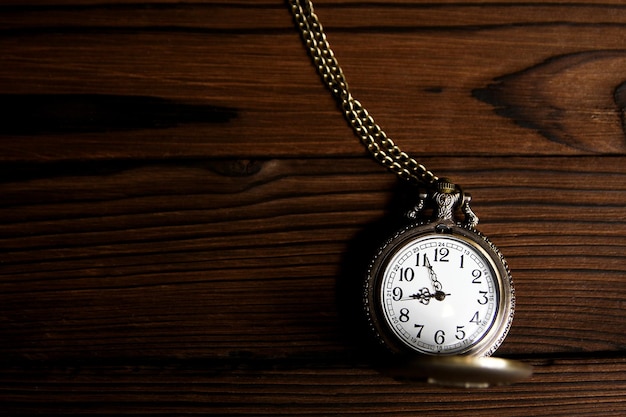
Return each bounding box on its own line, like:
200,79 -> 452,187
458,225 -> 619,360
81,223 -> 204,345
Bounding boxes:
365,222 -> 514,356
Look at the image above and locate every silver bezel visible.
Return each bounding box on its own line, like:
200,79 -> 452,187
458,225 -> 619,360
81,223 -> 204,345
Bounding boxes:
364,221 -> 515,357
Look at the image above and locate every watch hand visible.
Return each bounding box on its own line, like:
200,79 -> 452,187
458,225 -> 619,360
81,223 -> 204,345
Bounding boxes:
400,288 -> 450,304
433,290 -> 449,301
424,255 -> 443,291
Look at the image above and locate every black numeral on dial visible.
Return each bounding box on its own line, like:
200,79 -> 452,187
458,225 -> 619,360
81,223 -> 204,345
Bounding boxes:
399,267 -> 414,281
433,248 -> 449,262
399,308 -> 410,322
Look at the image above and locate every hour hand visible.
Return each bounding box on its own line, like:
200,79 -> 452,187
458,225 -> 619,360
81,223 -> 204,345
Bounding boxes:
407,288 -> 433,305
403,287 -> 449,304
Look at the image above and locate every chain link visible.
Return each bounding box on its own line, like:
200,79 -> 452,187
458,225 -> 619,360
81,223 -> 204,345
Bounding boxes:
289,0 -> 438,186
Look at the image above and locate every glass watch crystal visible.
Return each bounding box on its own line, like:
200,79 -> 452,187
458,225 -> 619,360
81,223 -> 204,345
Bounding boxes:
365,219 -> 514,357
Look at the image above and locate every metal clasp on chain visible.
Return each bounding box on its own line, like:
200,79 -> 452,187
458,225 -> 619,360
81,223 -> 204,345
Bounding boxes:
407,179 -> 479,227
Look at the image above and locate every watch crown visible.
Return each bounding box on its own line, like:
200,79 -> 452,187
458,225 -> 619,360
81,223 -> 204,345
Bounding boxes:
435,178 -> 457,194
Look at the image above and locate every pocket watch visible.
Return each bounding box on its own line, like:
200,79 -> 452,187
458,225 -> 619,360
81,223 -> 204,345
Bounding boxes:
364,180 -> 515,358
288,0 -> 531,386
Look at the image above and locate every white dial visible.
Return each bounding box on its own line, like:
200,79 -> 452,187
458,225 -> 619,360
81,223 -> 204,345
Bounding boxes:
379,234 -> 499,355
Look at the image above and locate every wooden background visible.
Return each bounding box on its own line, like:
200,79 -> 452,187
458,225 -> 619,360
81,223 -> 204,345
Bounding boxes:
1,0 -> 625,415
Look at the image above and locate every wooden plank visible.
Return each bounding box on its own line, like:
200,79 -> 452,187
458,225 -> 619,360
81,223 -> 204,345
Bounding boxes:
2,2 -> 626,160
1,1 -> 625,414
0,356 -> 625,415
1,157 -> 624,360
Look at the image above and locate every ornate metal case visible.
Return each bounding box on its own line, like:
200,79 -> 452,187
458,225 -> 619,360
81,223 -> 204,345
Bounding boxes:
363,183 -> 515,357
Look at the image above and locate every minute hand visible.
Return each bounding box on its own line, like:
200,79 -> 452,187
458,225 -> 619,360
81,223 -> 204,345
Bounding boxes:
424,255 -> 443,291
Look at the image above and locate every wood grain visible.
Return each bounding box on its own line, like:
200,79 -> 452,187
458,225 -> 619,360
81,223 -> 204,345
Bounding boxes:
1,156 -> 625,362
1,2 -> 626,160
0,357 -> 624,416
1,0 -> 625,415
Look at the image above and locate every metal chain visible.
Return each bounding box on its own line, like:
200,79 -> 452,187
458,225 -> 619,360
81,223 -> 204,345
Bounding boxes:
288,0 -> 438,186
